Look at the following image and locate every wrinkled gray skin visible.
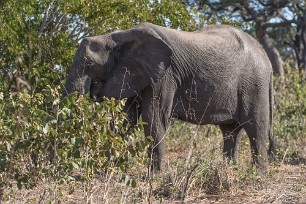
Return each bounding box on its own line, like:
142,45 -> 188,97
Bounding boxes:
63,23 -> 274,173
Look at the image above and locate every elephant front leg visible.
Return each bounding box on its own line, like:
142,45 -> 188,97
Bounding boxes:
142,104 -> 169,172
140,82 -> 175,172
141,91 -> 173,172
144,122 -> 167,172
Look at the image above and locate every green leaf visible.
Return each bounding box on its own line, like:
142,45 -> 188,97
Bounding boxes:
17,181 -> 22,190
42,124 -> 50,134
131,179 -> 137,188
75,137 -> 84,147
0,157 -> 7,166
146,136 -> 154,142
73,150 -> 81,158
53,98 -> 60,106
71,161 -> 79,170
60,96 -> 72,109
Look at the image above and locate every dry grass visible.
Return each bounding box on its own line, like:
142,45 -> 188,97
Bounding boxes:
3,122 -> 306,203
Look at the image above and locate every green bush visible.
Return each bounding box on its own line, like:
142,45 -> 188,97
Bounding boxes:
0,85 -> 147,201
273,69 -> 306,162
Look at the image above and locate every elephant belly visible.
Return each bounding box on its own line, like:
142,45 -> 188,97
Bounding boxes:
172,91 -> 239,125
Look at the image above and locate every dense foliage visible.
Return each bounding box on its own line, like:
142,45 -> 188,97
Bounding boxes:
274,68 -> 306,160
0,88 -> 147,197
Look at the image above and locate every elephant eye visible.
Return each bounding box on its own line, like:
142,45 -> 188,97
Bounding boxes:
90,43 -> 101,52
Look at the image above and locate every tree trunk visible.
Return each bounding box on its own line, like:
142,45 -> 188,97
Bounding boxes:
255,21 -> 284,79
292,15 -> 306,73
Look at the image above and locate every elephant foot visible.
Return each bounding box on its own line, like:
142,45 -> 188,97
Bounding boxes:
258,163 -> 268,175
252,154 -> 269,175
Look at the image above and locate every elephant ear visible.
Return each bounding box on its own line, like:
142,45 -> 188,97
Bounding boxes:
103,26 -> 172,99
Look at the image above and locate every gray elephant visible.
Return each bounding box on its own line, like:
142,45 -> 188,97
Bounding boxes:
63,22 -> 274,173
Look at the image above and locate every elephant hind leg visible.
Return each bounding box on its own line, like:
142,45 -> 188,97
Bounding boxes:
242,123 -> 269,174
219,123 -> 243,162
268,128 -> 276,162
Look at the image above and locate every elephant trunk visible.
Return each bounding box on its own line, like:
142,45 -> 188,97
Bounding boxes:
62,61 -> 91,97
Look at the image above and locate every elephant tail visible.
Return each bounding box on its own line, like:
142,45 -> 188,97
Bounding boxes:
268,72 -> 276,161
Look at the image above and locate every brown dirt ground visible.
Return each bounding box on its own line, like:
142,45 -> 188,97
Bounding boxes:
4,164 -> 305,204
183,164 -> 306,204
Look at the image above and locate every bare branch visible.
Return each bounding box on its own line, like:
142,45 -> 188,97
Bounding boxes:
240,7 -> 254,22
238,0 -> 260,21
258,0 -> 273,7
38,2 -> 54,37
265,18 -> 306,28
277,10 -> 289,21
51,13 -> 67,34
264,20 -> 295,28
296,3 -> 305,12
16,77 -> 31,90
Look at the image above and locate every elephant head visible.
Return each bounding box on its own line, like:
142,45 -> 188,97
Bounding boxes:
63,25 -> 172,101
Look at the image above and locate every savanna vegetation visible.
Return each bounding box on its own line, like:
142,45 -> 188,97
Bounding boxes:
0,0 -> 305,203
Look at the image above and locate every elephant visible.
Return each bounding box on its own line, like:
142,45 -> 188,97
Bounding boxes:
63,22 -> 275,173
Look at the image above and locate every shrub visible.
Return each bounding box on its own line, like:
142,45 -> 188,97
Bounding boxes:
273,69 -> 306,163
0,85 -> 147,202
